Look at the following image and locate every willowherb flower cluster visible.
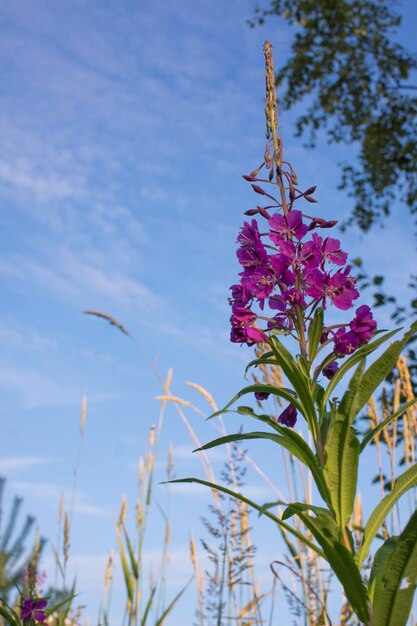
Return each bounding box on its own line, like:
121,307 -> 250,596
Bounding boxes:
228,42 -> 377,426
229,209 -> 376,362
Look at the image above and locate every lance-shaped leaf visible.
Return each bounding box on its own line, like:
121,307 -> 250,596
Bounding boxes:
337,360 -> 366,424
353,320 -> 417,417
282,502 -> 370,623
155,577 -> 192,625
141,586 -> 156,626
360,397 -> 417,453
308,307 -> 324,363
321,328 -> 401,409
209,384 -> 304,420
268,336 -> 317,434
324,413 -> 360,528
357,463 -> 417,566
165,477 -> 324,558
370,510 -> 417,626
244,352 -> 279,378
196,427 -> 330,503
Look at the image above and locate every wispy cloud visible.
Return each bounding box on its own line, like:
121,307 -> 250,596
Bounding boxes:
0,361 -> 78,408
0,457 -> 53,472
11,481 -> 111,518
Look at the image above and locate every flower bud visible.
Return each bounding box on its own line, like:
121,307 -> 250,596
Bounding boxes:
251,184 -> 266,195
304,185 -> 317,196
320,220 -> 338,229
243,174 -> 257,181
258,206 -> 270,219
304,195 -> 318,203
250,165 -> 264,177
244,209 -> 259,216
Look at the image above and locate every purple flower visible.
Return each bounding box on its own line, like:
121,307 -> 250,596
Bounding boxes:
237,219 -> 262,248
230,306 -> 257,329
246,325 -> 268,344
270,252 -> 292,277
299,238 -> 321,270
229,283 -> 250,307
305,267 -> 359,310
334,329 -> 359,357
349,305 -> 377,344
279,240 -> 297,263
21,598 -> 48,623
230,324 -> 267,345
269,210 -> 308,244
323,360 -> 339,380
321,236 -> 348,267
255,391 -> 270,401
268,297 -> 295,330
283,288 -> 306,308
236,242 -> 268,268
243,266 -> 276,300
230,326 -> 247,343
278,404 -> 297,428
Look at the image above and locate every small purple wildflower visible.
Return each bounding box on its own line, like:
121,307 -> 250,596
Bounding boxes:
349,305 -> 377,343
255,391 -> 270,401
269,210 -> 308,243
21,599 -> 48,623
323,361 -> 339,380
278,404 -> 297,428
334,329 -> 360,357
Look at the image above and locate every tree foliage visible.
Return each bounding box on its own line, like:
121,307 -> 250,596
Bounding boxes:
249,0 -> 417,233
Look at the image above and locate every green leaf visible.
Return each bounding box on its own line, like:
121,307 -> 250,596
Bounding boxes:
122,524 -> 139,581
321,328 -> 401,409
141,586 -> 156,626
324,413 -> 360,528
269,336 -> 317,434
282,503 -> 369,623
196,427 -> 330,502
115,522 -> 134,603
46,593 -> 77,617
337,360 -> 366,422
165,477 -> 324,558
357,463 -> 417,566
308,307 -> 324,363
369,537 -> 397,605
371,510 -> 417,626
155,578 -> 192,625
360,397 -> 417,453
0,605 -> 17,626
209,384 -> 303,420
244,353 -> 278,378
354,321 -> 417,416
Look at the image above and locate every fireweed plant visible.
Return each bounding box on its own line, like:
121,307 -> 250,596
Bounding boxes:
0,560 -> 74,626
172,42 -> 417,625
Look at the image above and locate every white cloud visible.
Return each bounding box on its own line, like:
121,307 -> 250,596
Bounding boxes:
0,361 -> 78,408
0,457 -> 53,471
11,481 -> 111,518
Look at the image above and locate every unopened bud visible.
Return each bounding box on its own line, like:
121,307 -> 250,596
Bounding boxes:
250,164 -> 264,177
304,186 -> 317,196
320,219 -> 338,228
304,195 -> 317,203
258,206 -> 270,219
251,184 -> 266,195
244,209 -> 259,216
268,168 -> 274,181
242,174 -> 257,181
289,186 -> 296,202
290,172 -> 298,185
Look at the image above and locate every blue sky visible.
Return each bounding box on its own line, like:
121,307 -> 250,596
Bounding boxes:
1,0 -> 417,623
